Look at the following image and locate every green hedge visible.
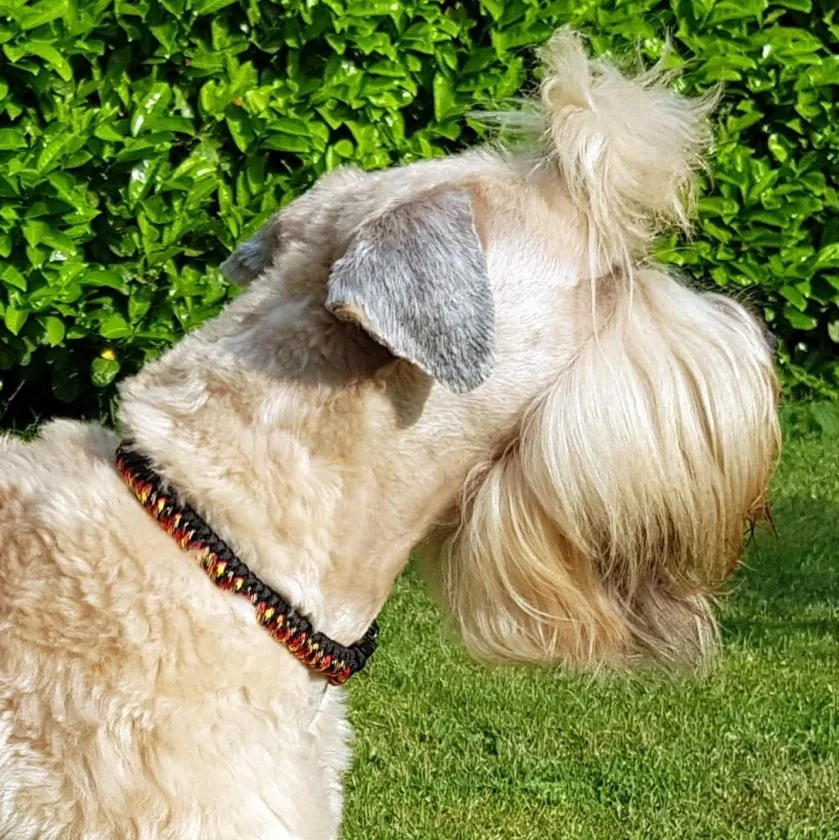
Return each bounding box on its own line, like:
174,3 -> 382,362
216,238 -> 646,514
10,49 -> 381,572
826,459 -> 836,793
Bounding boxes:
0,0 -> 837,426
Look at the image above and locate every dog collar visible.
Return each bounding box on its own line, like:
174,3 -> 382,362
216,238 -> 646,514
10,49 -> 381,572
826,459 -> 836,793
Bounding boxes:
115,442 -> 378,686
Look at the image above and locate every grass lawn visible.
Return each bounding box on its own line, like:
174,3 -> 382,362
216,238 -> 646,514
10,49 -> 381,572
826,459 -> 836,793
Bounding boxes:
343,434 -> 839,840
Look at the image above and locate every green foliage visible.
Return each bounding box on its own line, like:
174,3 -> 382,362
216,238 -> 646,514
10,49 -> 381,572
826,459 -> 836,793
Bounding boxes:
0,0 -> 836,424
780,398 -> 839,438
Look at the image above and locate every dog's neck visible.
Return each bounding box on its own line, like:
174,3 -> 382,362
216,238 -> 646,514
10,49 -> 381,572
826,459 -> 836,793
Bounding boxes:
117,293 -> 491,646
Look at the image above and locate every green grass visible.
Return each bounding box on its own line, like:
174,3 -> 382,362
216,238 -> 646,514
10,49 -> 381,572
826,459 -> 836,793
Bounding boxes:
344,435 -> 839,840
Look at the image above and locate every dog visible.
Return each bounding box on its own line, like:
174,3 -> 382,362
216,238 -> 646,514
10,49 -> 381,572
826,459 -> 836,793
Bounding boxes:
0,29 -> 779,839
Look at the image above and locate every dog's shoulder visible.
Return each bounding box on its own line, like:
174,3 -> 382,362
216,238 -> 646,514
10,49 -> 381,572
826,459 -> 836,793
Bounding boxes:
0,418 -> 118,496
0,419 -> 126,641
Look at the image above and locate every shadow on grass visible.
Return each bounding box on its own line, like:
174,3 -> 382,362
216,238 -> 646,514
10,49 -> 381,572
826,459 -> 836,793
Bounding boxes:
722,494 -> 839,648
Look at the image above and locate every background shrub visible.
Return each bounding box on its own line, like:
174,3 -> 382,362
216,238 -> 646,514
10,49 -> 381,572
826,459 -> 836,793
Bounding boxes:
0,0 -> 836,427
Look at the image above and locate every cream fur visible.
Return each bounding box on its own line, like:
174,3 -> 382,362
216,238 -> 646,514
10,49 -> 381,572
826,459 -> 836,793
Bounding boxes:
0,30 -> 778,839
433,270 -> 778,668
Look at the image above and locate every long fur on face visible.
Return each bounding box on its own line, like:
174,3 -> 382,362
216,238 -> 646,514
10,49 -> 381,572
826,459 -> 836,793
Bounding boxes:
434,267 -> 779,669
428,32 -> 778,670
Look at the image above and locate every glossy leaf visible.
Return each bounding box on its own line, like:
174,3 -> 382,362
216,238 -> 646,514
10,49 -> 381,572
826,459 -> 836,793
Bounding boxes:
25,42 -> 73,82
4,308 -> 28,336
90,356 -> 121,387
41,316 -> 66,346
0,129 -> 26,150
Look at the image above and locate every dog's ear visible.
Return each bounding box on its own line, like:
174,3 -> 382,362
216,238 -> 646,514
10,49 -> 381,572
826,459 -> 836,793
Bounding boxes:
221,218 -> 278,287
325,190 -> 495,394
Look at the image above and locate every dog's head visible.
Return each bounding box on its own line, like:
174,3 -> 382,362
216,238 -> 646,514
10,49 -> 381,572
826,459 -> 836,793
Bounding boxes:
208,31 -> 779,669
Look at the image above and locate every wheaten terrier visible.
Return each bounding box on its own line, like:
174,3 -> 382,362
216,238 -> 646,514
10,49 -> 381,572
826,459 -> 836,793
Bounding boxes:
0,30 -> 779,840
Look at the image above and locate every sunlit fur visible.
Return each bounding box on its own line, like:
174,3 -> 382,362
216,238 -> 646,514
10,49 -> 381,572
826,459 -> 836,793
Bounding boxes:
435,269 -> 779,668
426,31 -> 778,672
538,29 -> 716,275
0,28 -> 779,839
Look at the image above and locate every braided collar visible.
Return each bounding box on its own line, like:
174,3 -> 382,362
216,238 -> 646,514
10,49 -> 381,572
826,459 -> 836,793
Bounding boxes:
115,442 -> 378,686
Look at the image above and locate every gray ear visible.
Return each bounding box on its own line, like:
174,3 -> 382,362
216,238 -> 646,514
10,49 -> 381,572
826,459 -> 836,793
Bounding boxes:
325,190 -> 495,393
221,218 -> 277,286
